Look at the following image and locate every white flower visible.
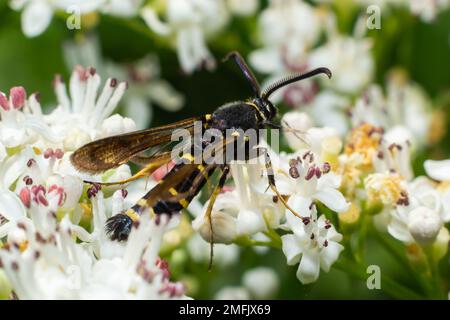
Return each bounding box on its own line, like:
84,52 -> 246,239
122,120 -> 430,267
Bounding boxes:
10,0 -> 105,37
186,234 -> 239,267
0,190 -> 28,240
0,189 -> 187,299
64,36 -> 184,129
424,160 -> 450,182
242,267 -> 279,299
141,0 -> 230,74
10,0 -> 146,37
374,134 -> 413,181
249,0 -> 322,103
365,172 -> 408,207
407,206 -> 442,245
308,91 -> 350,136
387,177 -> 446,245
409,0 -> 449,22
47,66 -> 132,148
280,151 -> 350,214
193,162 -> 285,241
281,207 -> 343,284
0,87 -> 59,149
256,0 -> 320,62
309,35 -> 373,95
351,75 -> 433,150
424,159 -> 450,222
281,111 -> 342,162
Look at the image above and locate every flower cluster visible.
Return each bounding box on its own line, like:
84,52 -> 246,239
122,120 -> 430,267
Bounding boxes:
0,68 -> 186,299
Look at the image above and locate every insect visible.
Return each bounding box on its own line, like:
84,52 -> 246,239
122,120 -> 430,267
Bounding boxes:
70,52 -> 331,244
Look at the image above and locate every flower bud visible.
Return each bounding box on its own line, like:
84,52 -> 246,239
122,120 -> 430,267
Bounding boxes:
243,267 -> 279,299
100,114 -> 136,138
63,128 -> 91,151
432,227 -> 449,261
407,206 -> 442,246
338,202 -> 360,233
192,209 -> 237,244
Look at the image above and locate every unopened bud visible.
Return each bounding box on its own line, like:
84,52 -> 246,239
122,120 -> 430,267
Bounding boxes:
408,206 -> 442,246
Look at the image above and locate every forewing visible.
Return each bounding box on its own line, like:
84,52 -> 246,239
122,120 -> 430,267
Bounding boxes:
70,116 -> 208,173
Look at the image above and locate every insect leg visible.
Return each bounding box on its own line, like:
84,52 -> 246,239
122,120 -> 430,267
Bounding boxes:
203,165 -> 230,270
84,153 -> 171,186
259,148 -> 306,221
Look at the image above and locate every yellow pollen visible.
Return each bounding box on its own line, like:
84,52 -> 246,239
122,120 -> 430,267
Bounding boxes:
365,173 -> 406,206
19,240 -> 29,252
32,147 -> 42,155
345,124 -> 382,168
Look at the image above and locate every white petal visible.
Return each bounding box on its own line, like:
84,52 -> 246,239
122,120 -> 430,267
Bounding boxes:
123,96 -> 152,130
10,0 -> 27,11
236,209 -> 266,235
140,7 -> 171,36
177,28 -> 197,74
61,175 -> 83,209
0,222 -> 13,238
317,172 -> 341,189
281,234 -> 302,265
248,47 -> 283,74
314,187 -> 350,213
424,160 -> 450,182
320,241 -> 344,272
21,0 -> 53,37
387,217 -> 414,243
296,250 -> 320,284
146,80 -> 184,112
0,190 -> 27,221
441,188 -> 450,222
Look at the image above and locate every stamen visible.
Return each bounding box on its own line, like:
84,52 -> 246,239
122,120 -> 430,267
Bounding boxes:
19,187 -> 31,208
289,166 -> 300,179
305,167 -> 315,180
27,159 -> 36,167
10,86 -> 26,109
0,92 -> 9,110
23,176 -> 33,185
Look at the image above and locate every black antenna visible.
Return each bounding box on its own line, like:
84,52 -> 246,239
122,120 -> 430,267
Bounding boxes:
262,67 -> 332,99
223,51 -> 261,96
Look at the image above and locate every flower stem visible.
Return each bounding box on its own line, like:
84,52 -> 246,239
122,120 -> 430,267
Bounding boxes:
369,226 -> 432,296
